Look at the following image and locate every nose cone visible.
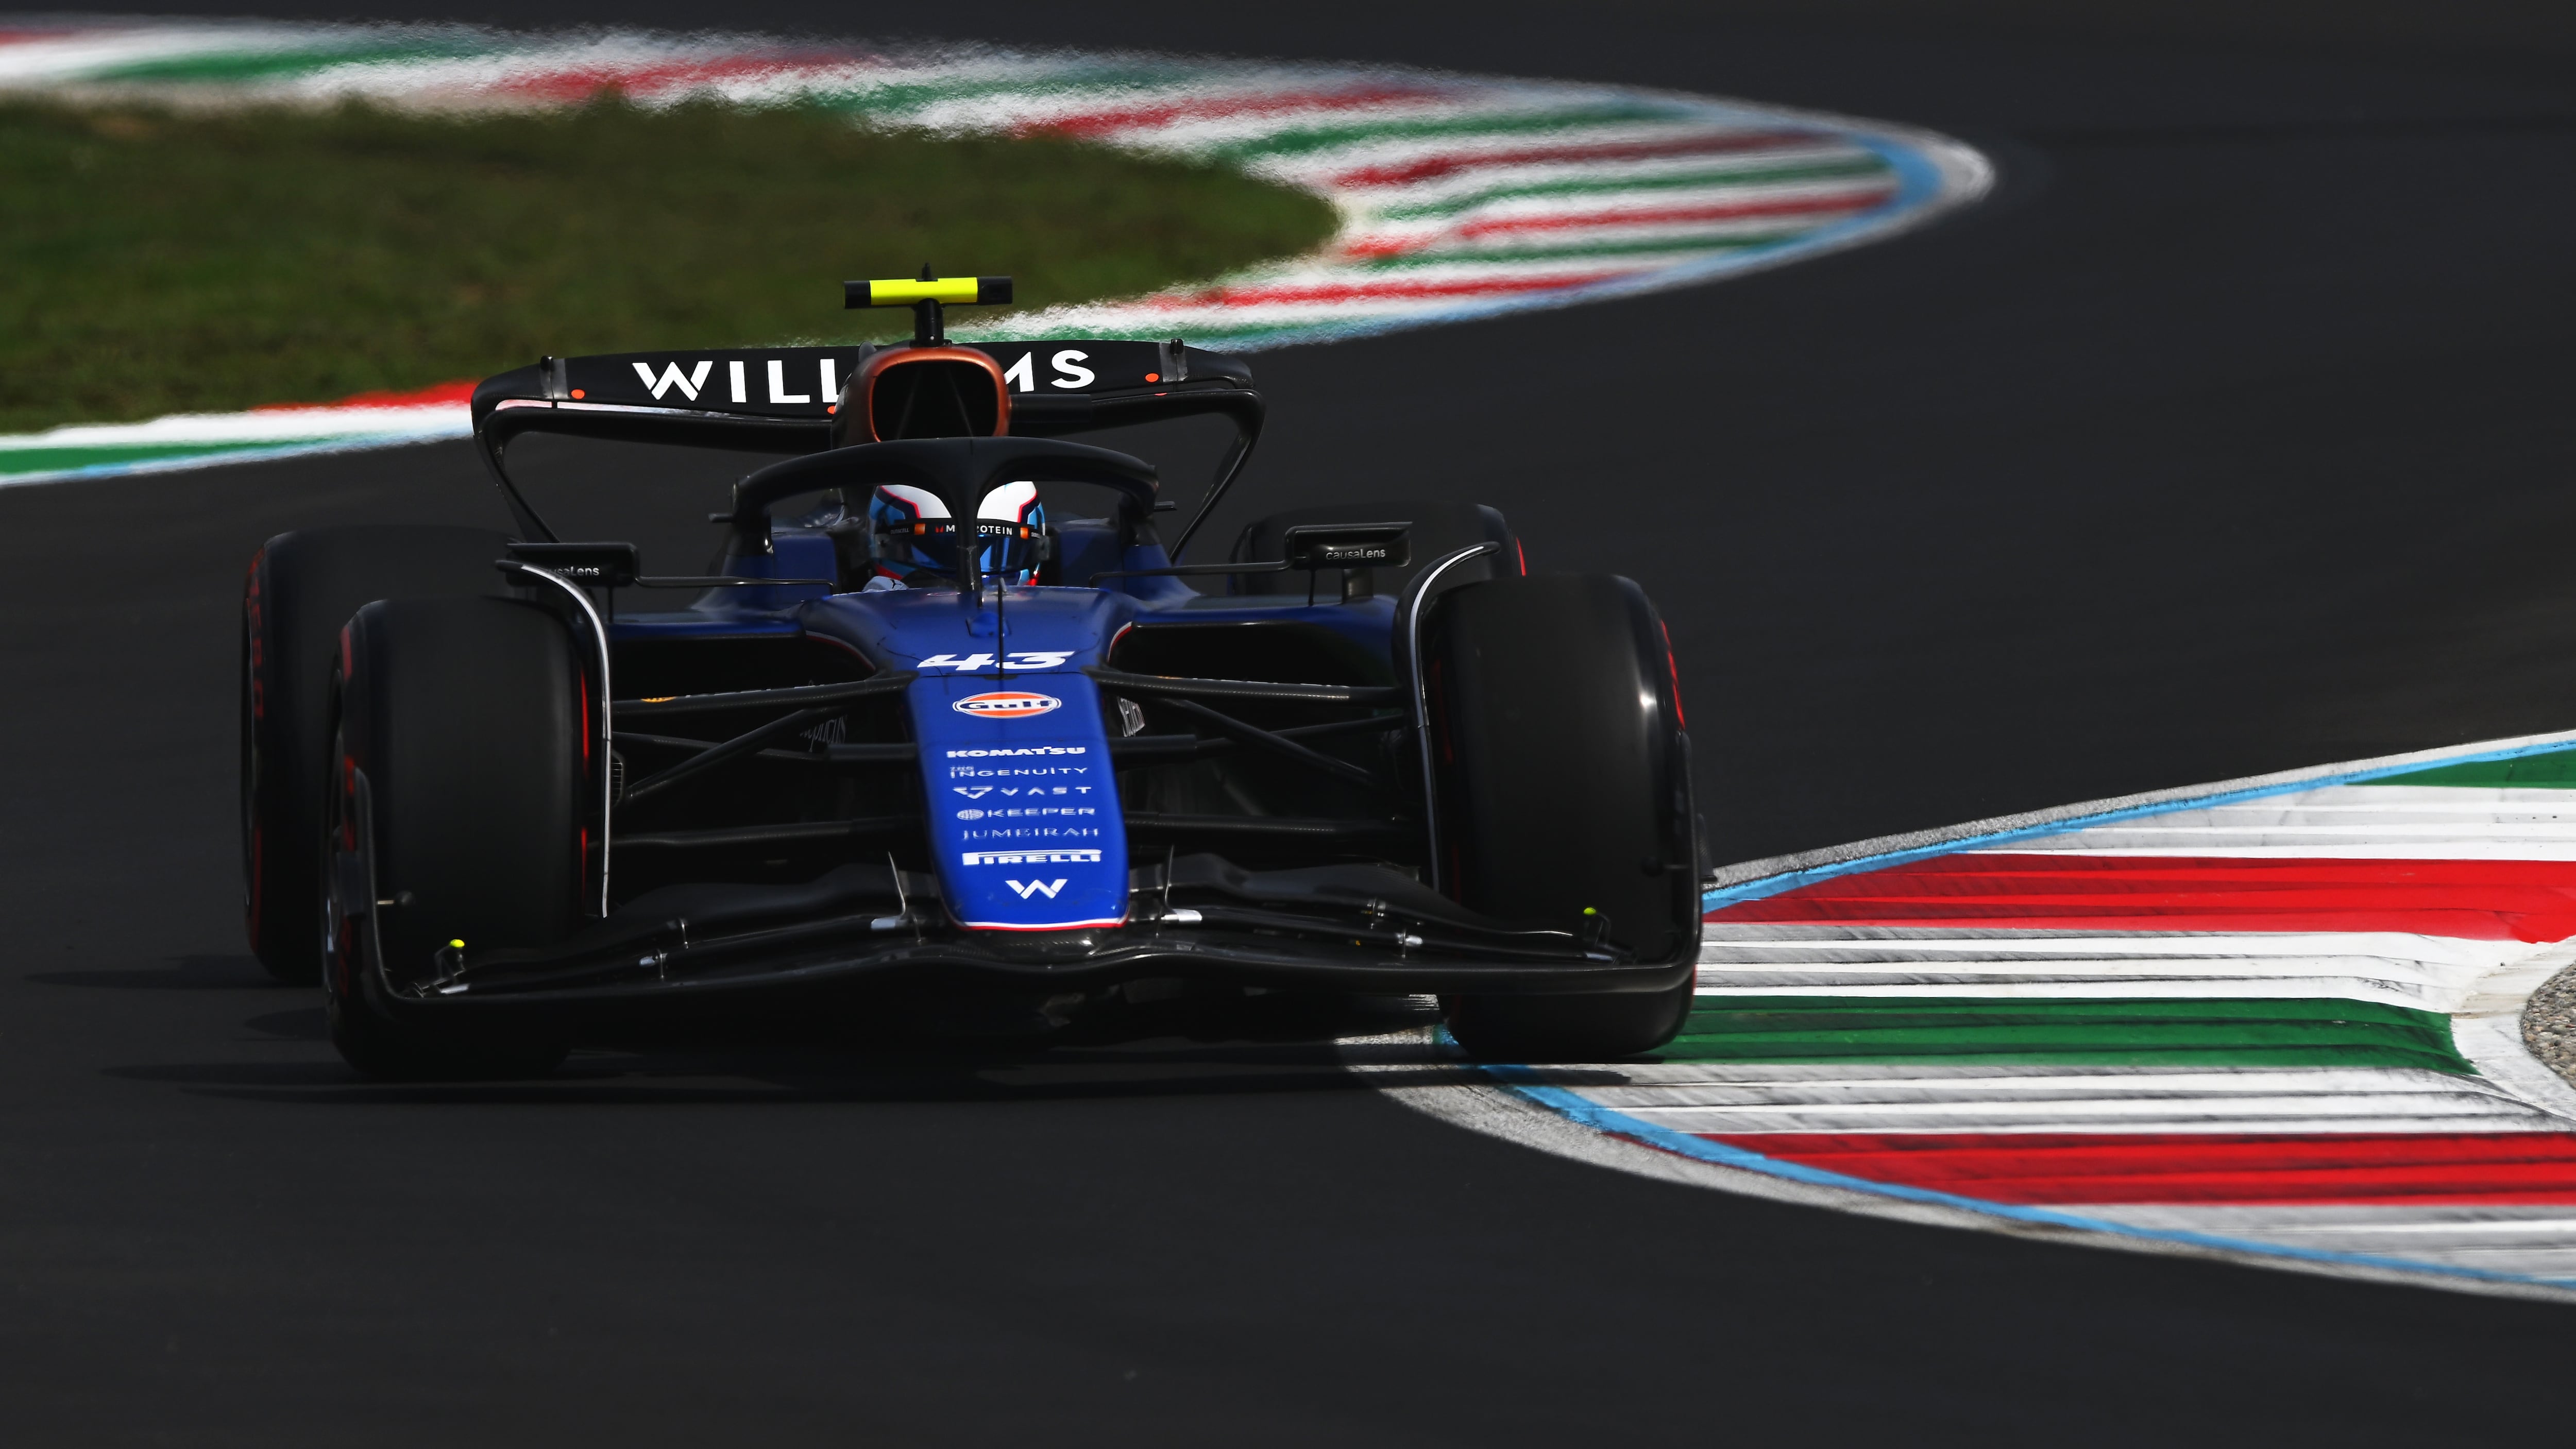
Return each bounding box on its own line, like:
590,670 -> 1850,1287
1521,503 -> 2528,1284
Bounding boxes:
908,669 -> 1127,932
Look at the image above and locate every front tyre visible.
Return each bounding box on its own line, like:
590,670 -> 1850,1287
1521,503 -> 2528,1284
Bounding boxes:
242,524 -> 512,982
1425,574 -> 1699,1061
324,595 -> 584,1080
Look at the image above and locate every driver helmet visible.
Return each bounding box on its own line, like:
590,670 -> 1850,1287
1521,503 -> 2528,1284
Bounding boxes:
865,480 -> 1045,589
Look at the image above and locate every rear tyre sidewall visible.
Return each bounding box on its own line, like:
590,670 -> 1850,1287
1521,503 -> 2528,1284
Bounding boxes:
1425,574 -> 1698,1061
243,524 -> 512,983
324,595 -> 583,1080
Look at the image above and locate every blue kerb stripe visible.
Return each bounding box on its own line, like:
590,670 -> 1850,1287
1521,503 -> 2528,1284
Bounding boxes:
1699,734 -> 2576,914
1855,130 -> 1947,213
1483,1071 -> 2576,1291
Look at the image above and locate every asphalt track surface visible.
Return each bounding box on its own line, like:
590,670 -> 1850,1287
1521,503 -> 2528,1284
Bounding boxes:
12,3 -> 2576,1441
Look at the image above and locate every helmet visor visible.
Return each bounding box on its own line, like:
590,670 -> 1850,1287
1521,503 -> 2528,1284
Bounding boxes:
879,518 -> 1043,579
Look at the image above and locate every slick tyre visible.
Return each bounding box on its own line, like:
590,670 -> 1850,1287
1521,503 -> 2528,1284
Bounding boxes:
1425,574 -> 1699,1062
323,595 -> 583,1080
242,524 -> 512,983
1229,499 -> 1520,598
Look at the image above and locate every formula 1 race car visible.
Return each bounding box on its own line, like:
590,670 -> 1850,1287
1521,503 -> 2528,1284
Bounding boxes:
241,276 -> 1700,1078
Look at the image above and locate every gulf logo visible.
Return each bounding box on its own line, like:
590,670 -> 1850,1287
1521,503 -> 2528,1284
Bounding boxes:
953,691 -> 1062,720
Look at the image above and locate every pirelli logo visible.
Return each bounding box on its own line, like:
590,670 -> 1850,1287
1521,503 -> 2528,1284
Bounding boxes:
961,849 -> 1101,866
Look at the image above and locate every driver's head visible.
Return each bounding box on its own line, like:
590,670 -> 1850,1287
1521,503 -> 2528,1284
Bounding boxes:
866,480 -> 1044,587
832,347 -> 1032,588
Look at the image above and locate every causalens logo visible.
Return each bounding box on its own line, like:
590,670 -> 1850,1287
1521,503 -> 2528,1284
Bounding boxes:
953,691 -> 1062,720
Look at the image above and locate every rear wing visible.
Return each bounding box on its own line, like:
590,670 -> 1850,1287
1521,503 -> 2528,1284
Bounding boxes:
469,339 -> 1263,555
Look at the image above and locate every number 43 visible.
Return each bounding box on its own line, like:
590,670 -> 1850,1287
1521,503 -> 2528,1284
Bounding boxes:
917,652 -> 1074,671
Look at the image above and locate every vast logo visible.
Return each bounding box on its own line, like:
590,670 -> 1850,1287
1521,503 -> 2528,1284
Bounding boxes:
953,691 -> 1062,720
1006,879 -> 1067,899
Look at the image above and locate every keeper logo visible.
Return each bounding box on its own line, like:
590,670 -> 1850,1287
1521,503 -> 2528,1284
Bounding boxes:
952,691 -> 1061,720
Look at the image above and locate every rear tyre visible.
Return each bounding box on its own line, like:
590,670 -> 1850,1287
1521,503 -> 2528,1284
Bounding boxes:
324,595 -> 582,1080
1229,499 -> 1520,598
1425,574 -> 1699,1061
242,524 -> 512,983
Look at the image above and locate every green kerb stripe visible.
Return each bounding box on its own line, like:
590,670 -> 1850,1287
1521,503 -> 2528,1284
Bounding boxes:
1371,159 -> 1890,220
2366,747 -> 2576,788
0,440 -> 329,476
84,43 -> 483,84
1353,234 -> 1802,268
1210,104 -> 1693,162
1661,996 -> 2473,1073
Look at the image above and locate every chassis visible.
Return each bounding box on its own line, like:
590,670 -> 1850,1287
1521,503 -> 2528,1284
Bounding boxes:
243,280 -> 1701,1075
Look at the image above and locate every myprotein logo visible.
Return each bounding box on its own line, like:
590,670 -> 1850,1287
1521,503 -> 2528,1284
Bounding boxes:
953,691 -> 1062,720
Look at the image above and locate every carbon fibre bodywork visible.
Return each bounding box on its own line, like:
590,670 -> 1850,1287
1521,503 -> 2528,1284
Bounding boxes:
336,336 -> 1699,1022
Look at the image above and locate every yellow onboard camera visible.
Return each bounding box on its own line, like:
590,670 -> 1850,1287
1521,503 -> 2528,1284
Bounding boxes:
846,270 -> 1013,346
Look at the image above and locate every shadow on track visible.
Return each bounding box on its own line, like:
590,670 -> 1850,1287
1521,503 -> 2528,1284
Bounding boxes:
88,988 -> 1502,1108
24,954 -> 272,990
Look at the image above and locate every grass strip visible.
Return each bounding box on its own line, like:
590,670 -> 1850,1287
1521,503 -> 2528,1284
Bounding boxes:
0,97 -> 1336,431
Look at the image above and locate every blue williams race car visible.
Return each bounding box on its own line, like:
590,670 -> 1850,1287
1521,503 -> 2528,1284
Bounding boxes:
240,276 -> 1700,1078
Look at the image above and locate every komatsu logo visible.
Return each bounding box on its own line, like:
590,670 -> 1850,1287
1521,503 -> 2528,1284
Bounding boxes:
953,691 -> 1061,720
945,746 -> 1085,758
962,849 -> 1100,866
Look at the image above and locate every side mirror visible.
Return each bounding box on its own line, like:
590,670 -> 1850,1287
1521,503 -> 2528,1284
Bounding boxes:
1282,523 -> 1409,571
506,541 -> 641,588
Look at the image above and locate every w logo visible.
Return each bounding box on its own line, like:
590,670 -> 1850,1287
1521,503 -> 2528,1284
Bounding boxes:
630,360 -> 713,401
1006,879 -> 1066,899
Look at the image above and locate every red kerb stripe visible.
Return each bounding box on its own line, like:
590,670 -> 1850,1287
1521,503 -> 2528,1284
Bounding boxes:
251,380 -> 476,413
1452,190 -> 1892,238
1710,854 -> 2576,942
488,53 -> 864,104
1708,1132 -> 2576,1205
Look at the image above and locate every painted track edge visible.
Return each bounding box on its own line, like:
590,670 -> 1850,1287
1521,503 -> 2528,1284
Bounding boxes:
1345,1029 -> 2576,1304
1704,726 -> 2576,909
